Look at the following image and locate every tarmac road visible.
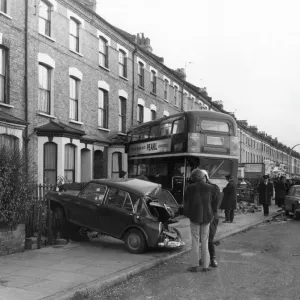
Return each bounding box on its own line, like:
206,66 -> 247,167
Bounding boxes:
90,216 -> 300,300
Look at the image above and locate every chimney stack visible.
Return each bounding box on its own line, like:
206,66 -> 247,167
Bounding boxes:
77,0 -> 97,11
175,68 -> 186,81
136,33 -> 153,53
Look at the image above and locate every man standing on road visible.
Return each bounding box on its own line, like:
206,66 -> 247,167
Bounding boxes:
220,174 -> 237,223
184,169 -> 217,272
274,176 -> 286,209
258,175 -> 273,216
204,171 -> 221,267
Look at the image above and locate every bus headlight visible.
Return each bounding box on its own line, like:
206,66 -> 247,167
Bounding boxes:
230,136 -> 239,156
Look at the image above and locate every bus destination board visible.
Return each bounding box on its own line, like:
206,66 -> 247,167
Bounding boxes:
128,139 -> 171,155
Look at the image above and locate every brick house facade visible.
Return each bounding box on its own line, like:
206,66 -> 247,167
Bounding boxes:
1,0 -> 300,185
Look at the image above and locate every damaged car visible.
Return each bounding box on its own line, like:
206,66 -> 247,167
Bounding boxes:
46,178 -> 185,254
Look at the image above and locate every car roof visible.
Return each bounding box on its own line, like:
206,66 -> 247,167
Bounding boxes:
90,178 -> 161,197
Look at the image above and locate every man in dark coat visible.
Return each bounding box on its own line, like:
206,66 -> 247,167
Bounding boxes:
220,174 -> 237,223
184,169 -> 218,272
274,176 -> 287,208
258,175 -> 273,215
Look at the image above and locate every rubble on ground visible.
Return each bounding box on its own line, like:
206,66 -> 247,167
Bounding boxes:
235,201 -> 263,214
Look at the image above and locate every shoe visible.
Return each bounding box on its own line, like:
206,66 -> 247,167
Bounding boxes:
223,220 -> 229,223
202,267 -> 212,272
210,259 -> 218,267
187,266 -> 201,272
264,213 -> 269,216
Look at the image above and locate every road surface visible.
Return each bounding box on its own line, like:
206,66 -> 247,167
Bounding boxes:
90,216 -> 300,300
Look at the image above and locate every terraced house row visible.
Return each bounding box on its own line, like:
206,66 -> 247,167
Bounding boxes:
0,0 -> 299,184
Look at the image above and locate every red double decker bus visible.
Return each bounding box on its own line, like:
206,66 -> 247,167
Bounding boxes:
127,110 -> 239,204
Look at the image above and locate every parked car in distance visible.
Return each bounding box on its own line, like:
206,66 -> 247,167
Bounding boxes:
46,178 -> 185,254
285,185 -> 300,217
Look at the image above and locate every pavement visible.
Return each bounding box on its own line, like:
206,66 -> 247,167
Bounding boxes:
0,203 -> 282,300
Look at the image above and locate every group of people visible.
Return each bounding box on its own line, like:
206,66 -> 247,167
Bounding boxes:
184,169 -> 237,272
256,174 -> 299,215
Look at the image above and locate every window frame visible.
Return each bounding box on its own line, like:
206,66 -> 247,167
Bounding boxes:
118,97 -> 126,133
118,49 -> 127,78
112,151 -> 123,178
38,63 -> 51,114
164,79 -> 169,101
0,46 -> 9,105
98,88 -> 109,129
138,62 -> 144,88
137,104 -> 144,125
174,85 -> 178,106
43,142 -> 57,184
151,109 -> 156,121
99,36 -> 109,68
64,143 -> 76,183
0,0 -> 7,14
150,70 -> 156,94
39,0 -> 51,37
69,17 -> 80,53
69,76 -> 79,121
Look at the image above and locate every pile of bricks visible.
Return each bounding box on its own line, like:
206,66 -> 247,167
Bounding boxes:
0,224 -> 25,256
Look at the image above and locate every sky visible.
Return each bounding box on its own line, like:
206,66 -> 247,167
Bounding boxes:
97,0 -> 300,152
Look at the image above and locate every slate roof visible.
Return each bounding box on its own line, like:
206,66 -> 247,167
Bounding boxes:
36,120 -> 85,137
0,110 -> 28,126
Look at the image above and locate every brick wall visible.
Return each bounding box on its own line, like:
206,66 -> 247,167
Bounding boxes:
0,224 -> 25,256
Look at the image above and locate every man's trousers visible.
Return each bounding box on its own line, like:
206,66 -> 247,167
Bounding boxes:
190,221 -> 210,268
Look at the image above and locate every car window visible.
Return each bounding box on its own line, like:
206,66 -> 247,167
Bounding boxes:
123,194 -> 134,212
78,183 -> 107,202
155,190 -> 178,208
294,187 -> 300,197
105,188 -> 126,209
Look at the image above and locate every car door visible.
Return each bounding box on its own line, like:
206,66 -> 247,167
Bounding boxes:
98,187 -> 134,238
285,187 -> 295,212
70,183 -> 108,229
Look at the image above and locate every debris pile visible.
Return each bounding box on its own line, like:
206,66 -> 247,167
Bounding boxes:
236,201 -> 262,214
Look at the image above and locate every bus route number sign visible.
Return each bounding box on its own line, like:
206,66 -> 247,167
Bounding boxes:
128,139 -> 172,155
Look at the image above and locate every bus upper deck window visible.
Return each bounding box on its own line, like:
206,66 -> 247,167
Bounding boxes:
150,125 -> 160,137
201,120 -> 229,133
172,119 -> 185,134
160,123 -> 172,136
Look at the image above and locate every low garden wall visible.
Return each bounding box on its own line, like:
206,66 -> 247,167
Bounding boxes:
0,224 -> 25,256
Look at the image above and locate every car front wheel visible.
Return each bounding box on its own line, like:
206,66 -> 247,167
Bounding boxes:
124,229 -> 147,254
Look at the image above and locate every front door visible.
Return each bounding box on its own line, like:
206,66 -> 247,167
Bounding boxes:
98,187 -> 134,238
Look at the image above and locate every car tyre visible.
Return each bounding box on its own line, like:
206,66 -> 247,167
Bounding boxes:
124,229 -> 147,254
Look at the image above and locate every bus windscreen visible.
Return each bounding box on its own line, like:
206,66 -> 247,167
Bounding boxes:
201,120 -> 229,132
198,158 -> 233,179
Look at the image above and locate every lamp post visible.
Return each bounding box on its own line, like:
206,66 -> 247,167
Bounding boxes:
289,144 -> 300,178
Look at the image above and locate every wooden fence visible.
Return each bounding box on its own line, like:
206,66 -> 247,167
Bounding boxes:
25,184 -> 56,247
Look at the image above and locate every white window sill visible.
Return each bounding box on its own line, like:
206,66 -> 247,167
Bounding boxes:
38,112 -> 57,119
0,102 -> 14,108
118,133 -> 126,136
99,65 -> 110,72
0,11 -> 12,20
119,75 -> 128,81
70,49 -> 83,57
164,99 -> 169,102
39,32 -> 56,42
98,127 -> 110,132
69,120 -> 83,125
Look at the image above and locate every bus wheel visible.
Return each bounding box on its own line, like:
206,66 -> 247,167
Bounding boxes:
124,229 -> 147,254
